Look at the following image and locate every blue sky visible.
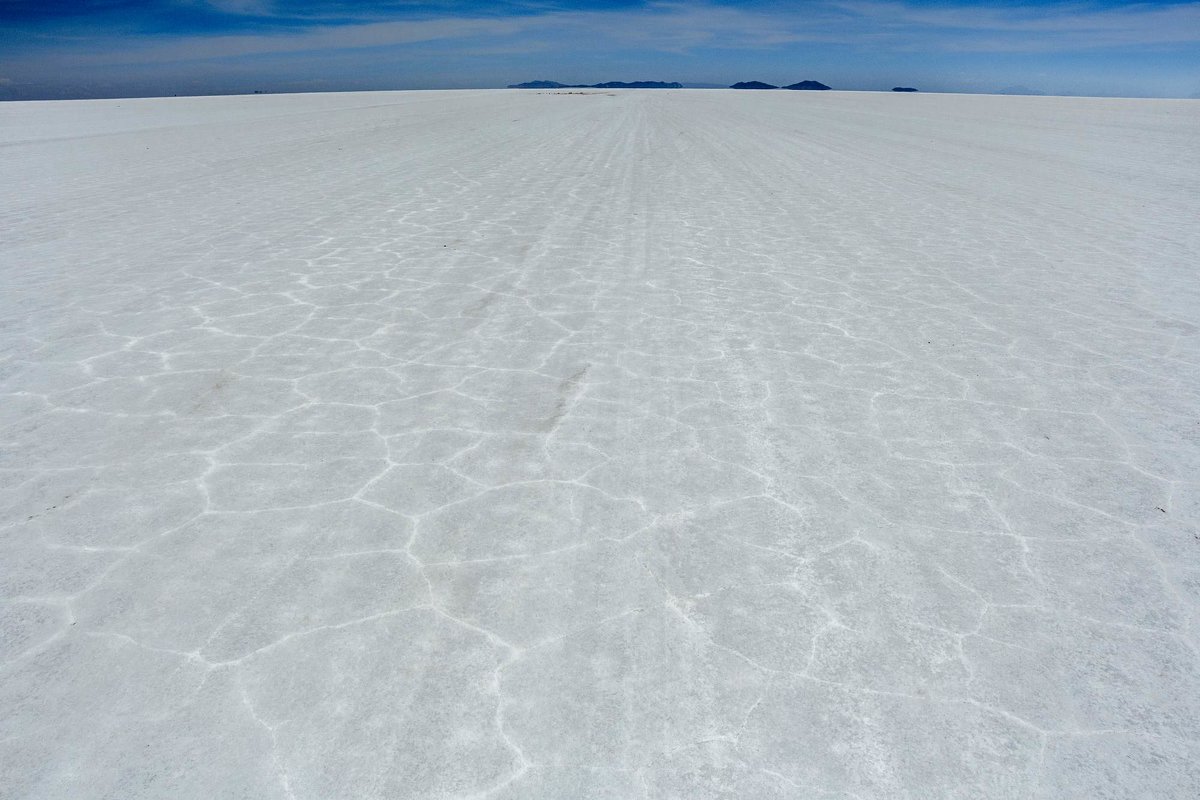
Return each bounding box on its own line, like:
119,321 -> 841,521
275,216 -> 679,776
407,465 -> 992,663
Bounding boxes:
2,1 -> 1198,99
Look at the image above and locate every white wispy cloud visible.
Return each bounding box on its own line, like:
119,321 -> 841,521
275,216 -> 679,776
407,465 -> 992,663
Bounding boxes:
48,2 -> 837,66
11,1 -> 1200,68
837,1 -> 1200,49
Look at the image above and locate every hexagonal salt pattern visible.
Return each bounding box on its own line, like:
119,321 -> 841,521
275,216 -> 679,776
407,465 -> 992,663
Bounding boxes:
2,89 -> 1198,798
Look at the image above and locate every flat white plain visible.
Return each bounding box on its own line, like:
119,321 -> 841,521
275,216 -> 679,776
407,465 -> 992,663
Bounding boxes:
2,89 -> 1199,798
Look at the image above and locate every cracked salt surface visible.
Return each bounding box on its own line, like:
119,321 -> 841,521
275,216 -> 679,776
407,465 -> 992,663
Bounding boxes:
1,88 -> 1199,798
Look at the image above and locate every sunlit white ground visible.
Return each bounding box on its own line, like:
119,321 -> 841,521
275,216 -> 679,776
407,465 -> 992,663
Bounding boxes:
2,89 -> 1199,798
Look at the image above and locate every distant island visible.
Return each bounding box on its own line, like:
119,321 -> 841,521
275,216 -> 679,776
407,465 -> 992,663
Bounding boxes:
507,78 -> 856,92
892,87 -> 918,92
996,86 -> 1046,96
508,80 -> 682,89
785,81 -> 831,91
730,80 -> 833,91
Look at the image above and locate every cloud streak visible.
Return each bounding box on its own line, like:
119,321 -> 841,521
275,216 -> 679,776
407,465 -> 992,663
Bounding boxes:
2,1 -> 1198,98
23,1 -> 1200,66
839,1 -> 1200,48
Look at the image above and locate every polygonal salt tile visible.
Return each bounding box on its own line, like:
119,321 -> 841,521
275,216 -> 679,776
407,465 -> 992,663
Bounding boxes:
201,551 -> 426,662
415,482 -> 646,562
206,459 -> 386,511
0,600 -> 68,663
741,678 -> 1042,797
296,367 -> 413,406
238,608 -> 519,799
34,483 -> 205,548
584,450 -> 764,514
688,584 -> 829,673
965,606 -> 1200,738
425,538 -> 656,648
449,433 -> 607,486
1036,732 -> 1200,800
503,606 -> 769,768
360,463 -> 479,516
1027,536 -> 1183,631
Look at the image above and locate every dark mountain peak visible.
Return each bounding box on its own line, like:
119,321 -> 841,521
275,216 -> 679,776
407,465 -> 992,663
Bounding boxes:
784,80 -> 831,91
508,80 -> 567,89
996,85 -> 1046,96
591,81 -> 683,89
892,87 -> 918,92
730,81 -> 778,90
508,80 -> 682,90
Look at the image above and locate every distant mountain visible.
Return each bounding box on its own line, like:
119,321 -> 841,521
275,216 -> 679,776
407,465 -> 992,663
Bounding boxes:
995,85 -> 1046,96
731,81 -> 778,90
591,81 -> 683,89
784,81 -> 831,91
508,80 -> 682,89
892,87 -> 918,93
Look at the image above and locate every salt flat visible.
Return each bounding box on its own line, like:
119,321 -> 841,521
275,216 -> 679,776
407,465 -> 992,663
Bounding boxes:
2,88 -> 1199,798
